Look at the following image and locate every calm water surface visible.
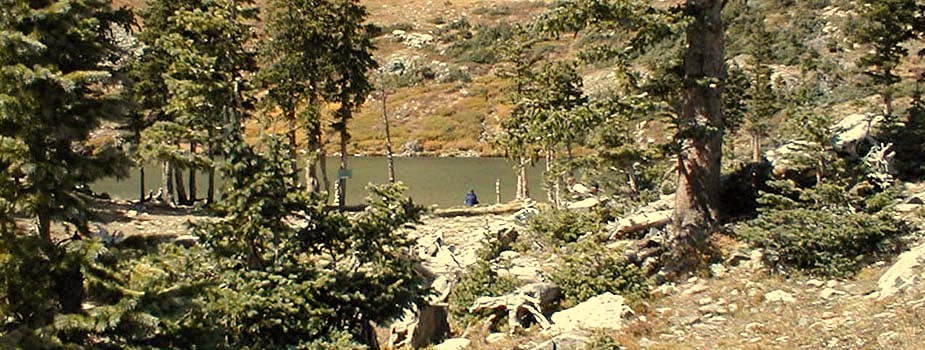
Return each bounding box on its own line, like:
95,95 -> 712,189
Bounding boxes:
92,157 -> 547,208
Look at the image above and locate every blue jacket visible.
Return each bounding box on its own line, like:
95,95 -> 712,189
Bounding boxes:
464,192 -> 479,206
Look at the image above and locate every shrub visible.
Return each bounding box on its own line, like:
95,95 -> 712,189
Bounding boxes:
736,208 -> 905,277
447,260 -> 520,327
529,208 -> 603,243
550,240 -> 650,306
448,227 -> 522,327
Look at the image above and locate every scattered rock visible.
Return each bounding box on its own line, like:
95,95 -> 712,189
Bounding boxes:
486,332 -> 507,344
400,139 -> 424,156
531,331 -> 591,350
682,284 -> 709,296
806,279 -> 825,288
820,288 -> 846,300
764,290 -> 796,304
549,292 -> 633,333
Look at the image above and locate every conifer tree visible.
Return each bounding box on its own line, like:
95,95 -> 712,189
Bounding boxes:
134,0 -> 255,205
852,0 -> 920,117
258,0 -> 335,191
0,0 -> 132,242
0,0 -> 132,343
324,0 -> 377,209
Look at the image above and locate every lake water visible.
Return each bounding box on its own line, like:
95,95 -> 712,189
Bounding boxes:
92,157 -> 547,208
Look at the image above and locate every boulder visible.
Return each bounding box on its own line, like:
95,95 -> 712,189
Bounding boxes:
400,140 -> 424,156
764,290 -> 796,304
832,113 -> 884,158
874,242 -> 925,300
432,338 -> 470,350
548,292 -> 633,333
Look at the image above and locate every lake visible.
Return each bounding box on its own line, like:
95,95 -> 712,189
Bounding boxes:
92,157 -> 548,208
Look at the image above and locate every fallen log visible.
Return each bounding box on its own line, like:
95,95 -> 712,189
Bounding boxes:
607,209 -> 672,240
468,282 -> 561,333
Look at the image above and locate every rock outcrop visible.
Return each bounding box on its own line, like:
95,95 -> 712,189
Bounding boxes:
548,292 -> 634,333
873,242 -> 925,300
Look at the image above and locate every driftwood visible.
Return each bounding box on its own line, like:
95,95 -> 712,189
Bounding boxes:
607,209 -> 672,240
468,282 -> 561,333
432,202 -> 524,218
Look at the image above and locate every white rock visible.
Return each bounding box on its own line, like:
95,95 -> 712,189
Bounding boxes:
549,293 -> 633,333
820,288 -> 846,300
806,279 -> 825,288
876,242 -> 925,300
764,290 -> 796,304
433,338 -> 470,350
486,333 -> 507,344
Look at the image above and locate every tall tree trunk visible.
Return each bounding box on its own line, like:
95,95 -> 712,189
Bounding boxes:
189,142 -> 197,203
37,212 -> 52,247
320,146 -> 331,195
670,0 -> 725,256
207,142 -> 216,204
139,167 -> 146,202
162,160 -> 173,205
336,126 -> 349,209
883,91 -> 893,117
544,150 -> 559,206
173,163 -> 188,205
383,87 -> 396,183
286,109 -> 300,178
750,132 -> 761,162
516,157 -> 530,200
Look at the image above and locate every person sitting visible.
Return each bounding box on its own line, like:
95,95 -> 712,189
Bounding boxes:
464,189 -> 479,206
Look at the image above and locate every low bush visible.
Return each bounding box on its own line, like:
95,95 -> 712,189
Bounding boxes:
550,240 -> 650,306
447,260 -> 520,328
529,208 -> 603,243
736,208 -> 905,277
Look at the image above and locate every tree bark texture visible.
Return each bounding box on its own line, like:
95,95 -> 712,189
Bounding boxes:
671,0 -> 725,247
173,163 -> 188,205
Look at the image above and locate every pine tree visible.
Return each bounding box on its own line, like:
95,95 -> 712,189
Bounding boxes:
324,0 -> 377,209
134,0 -> 255,205
852,0 -> 920,117
259,0 -> 337,192
0,0 -> 132,242
0,0 -> 132,343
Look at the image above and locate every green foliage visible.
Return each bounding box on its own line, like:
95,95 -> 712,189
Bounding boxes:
447,260 -> 520,327
0,0 -> 132,239
550,240 -> 649,306
529,208 -> 603,243
850,0 -> 921,113
883,87 -> 925,180
192,135 -> 425,348
737,207 -> 904,277
443,22 -> 516,64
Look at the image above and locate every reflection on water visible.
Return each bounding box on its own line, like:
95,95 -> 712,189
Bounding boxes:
92,157 -> 547,208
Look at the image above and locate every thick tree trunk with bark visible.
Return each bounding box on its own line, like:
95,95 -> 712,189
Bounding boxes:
173,163 -> 188,205
162,160 -> 173,205
670,0 -> 725,254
